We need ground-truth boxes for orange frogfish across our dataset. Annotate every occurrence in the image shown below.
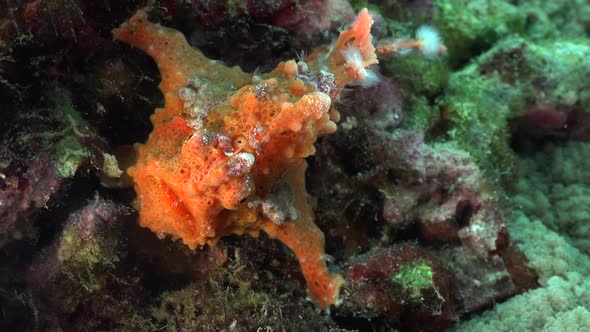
[114,8,378,309]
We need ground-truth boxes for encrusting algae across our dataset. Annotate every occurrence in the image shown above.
[113,7,442,309]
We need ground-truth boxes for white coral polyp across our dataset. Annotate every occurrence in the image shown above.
[341,46,379,87]
[416,25,443,59]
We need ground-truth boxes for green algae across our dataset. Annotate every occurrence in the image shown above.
[392,260,436,302]
[401,95,440,132]
[382,55,449,97]
[57,226,119,292]
[54,136,90,177]
[439,69,520,183]
[438,36,590,183]
[49,92,98,177]
[519,0,590,40]
[434,0,526,67]
[143,274,336,332]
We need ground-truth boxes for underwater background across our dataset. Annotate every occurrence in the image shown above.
[1,0,589,331]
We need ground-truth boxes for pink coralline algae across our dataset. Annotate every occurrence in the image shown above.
[513,103,590,143]
[379,130,507,255]
[0,154,62,235]
[27,196,129,288]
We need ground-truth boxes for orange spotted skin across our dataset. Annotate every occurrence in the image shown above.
[114,8,376,309]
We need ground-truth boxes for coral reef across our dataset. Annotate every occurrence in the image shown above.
[309,93,536,328]
[439,36,590,184]
[514,142,590,254]
[452,210,590,331]
[1,0,589,330]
